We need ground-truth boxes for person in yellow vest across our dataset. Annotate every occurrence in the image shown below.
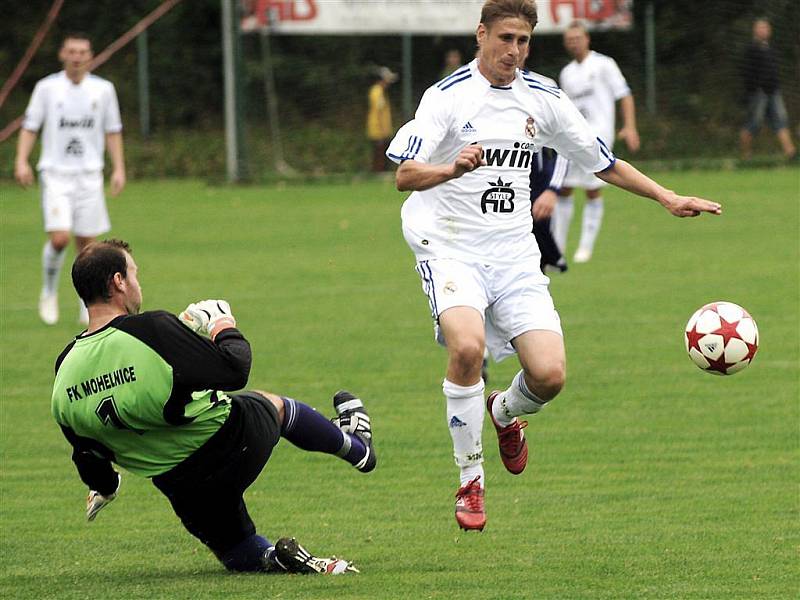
[367,66,398,172]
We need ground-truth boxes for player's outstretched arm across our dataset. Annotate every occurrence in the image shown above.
[597,159,721,217]
[396,145,485,192]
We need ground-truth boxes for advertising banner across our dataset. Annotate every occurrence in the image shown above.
[241,0,633,35]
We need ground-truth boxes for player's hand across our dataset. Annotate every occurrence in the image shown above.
[14,161,34,188]
[451,145,485,178]
[86,473,120,522]
[617,127,640,153]
[179,299,237,339]
[110,169,126,197]
[532,189,558,221]
[660,191,722,217]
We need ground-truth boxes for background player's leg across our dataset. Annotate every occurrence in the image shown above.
[574,188,604,263]
[39,231,70,325]
[553,188,574,253]
[74,236,95,325]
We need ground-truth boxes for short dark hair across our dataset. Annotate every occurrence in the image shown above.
[480,0,538,31]
[62,32,92,48]
[72,239,131,305]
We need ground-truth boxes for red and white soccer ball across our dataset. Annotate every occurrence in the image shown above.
[684,302,759,375]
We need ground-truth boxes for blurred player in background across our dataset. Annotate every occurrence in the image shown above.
[367,66,399,172]
[52,239,376,574]
[739,17,796,161]
[554,21,639,264]
[440,48,464,79]
[14,33,126,326]
[387,0,720,532]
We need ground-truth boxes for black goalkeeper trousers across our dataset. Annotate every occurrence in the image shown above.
[152,392,282,556]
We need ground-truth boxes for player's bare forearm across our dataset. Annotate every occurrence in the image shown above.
[396,160,458,192]
[396,145,484,192]
[618,95,640,152]
[597,160,721,217]
[14,129,38,186]
[106,132,126,195]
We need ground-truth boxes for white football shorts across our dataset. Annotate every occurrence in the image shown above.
[40,169,110,237]
[562,161,608,190]
[414,258,563,362]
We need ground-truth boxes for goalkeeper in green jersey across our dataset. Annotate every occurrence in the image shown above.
[51,239,376,574]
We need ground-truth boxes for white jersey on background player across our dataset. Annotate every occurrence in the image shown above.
[554,22,639,264]
[14,34,126,327]
[387,0,719,534]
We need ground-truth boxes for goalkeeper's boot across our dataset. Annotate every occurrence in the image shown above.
[455,476,486,531]
[487,391,528,475]
[331,390,376,473]
[272,537,359,574]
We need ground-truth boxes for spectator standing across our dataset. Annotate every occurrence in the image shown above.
[739,18,796,160]
[367,66,399,172]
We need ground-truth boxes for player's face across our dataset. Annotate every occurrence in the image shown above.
[59,39,93,78]
[563,27,590,60]
[753,21,771,42]
[476,17,532,86]
[121,253,142,315]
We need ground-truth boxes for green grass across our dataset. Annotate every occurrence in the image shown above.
[1,168,798,599]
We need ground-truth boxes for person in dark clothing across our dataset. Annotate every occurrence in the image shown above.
[739,18,796,160]
[52,239,376,575]
[530,146,569,273]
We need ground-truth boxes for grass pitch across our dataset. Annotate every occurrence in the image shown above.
[1,168,798,599]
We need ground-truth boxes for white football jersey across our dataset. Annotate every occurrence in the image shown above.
[22,71,122,173]
[559,51,630,146]
[387,59,614,265]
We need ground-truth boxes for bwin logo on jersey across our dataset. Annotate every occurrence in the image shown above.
[481,177,515,214]
[482,144,532,169]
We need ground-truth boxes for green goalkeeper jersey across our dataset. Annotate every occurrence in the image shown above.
[52,311,251,481]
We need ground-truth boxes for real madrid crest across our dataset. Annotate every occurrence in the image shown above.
[525,116,536,139]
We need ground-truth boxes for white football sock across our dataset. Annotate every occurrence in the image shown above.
[577,197,604,254]
[42,241,66,297]
[552,195,574,253]
[492,370,546,427]
[443,378,485,488]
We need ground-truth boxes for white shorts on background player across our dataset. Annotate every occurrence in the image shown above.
[387,59,613,358]
[40,169,109,236]
[416,258,562,362]
[559,51,630,190]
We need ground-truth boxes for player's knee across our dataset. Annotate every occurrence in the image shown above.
[254,390,284,423]
[448,339,484,377]
[49,232,70,251]
[528,362,565,401]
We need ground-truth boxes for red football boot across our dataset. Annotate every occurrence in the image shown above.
[486,391,528,475]
[455,476,486,531]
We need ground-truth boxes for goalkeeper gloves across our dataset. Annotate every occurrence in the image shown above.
[86,473,121,522]
[179,299,237,340]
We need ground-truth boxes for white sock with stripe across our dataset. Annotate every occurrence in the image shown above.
[443,378,485,488]
[552,195,574,253]
[41,241,65,297]
[492,370,546,427]
[577,197,604,254]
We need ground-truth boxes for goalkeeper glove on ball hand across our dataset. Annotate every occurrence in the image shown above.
[86,473,121,522]
[179,300,237,340]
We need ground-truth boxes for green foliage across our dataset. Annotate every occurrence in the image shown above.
[1,170,798,598]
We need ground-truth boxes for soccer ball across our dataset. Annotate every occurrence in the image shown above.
[684,302,759,375]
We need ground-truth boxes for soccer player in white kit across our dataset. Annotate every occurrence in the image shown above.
[386,0,720,532]
[554,21,640,264]
[14,33,126,326]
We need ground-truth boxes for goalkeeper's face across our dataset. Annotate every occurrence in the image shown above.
[121,253,142,316]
